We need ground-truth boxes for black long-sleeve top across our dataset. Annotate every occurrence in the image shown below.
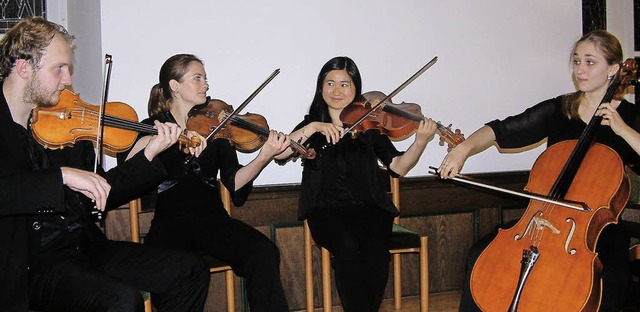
[128,111,253,225]
[0,85,167,311]
[487,95,640,165]
[283,116,404,220]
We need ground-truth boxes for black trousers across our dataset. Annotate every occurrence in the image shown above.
[458,222,630,312]
[28,240,210,312]
[145,215,289,312]
[307,205,394,312]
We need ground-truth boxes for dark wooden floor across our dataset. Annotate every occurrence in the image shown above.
[303,291,461,312]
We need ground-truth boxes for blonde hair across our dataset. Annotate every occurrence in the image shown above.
[0,17,74,79]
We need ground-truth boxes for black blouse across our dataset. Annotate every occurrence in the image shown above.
[283,116,404,220]
[486,95,640,166]
[124,111,253,223]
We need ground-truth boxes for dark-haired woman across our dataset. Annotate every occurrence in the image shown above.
[276,56,437,311]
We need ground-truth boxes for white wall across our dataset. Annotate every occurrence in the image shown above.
[65,0,102,104]
[91,0,582,186]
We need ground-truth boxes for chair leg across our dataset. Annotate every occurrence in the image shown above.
[304,222,315,312]
[225,270,235,312]
[144,295,152,312]
[129,199,141,243]
[321,247,332,312]
[393,253,402,309]
[420,236,429,312]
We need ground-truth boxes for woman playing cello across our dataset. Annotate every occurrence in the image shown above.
[438,30,640,311]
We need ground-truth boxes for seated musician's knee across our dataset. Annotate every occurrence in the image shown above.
[93,285,145,312]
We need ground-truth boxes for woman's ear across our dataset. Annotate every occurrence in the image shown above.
[609,63,621,77]
[169,79,180,93]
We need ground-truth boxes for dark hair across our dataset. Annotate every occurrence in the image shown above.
[148,53,203,115]
[0,17,74,79]
[563,30,623,119]
[307,56,362,122]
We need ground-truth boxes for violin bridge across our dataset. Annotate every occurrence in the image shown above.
[60,109,72,120]
[37,108,72,120]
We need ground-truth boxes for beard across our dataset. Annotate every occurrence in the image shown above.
[23,75,59,108]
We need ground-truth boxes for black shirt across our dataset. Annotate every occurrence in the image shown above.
[487,95,640,165]
[121,111,253,224]
[283,116,404,219]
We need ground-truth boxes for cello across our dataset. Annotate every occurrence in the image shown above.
[467,58,638,311]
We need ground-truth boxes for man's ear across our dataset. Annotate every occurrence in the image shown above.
[14,59,32,79]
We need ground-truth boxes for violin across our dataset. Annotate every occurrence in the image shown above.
[31,89,200,154]
[187,98,316,159]
[340,91,465,151]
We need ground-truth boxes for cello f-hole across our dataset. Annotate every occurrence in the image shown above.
[564,218,577,255]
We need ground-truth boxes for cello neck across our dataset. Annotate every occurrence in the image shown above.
[549,76,620,199]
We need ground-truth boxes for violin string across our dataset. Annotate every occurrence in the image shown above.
[381,104,423,122]
[103,115,156,133]
[380,104,462,147]
[45,107,194,150]
[70,108,192,143]
[230,116,269,136]
[72,109,158,134]
[344,99,382,134]
[344,57,437,134]
[100,114,194,144]
[230,116,311,156]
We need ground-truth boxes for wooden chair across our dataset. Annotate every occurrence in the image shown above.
[127,198,154,312]
[303,176,429,311]
[128,181,236,312]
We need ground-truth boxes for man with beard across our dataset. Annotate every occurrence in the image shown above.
[0,18,209,311]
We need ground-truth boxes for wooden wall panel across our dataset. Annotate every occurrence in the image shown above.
[104,171,533,311]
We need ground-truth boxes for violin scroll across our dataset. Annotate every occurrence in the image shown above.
[437,122,465,152]
[177,131,202,154]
